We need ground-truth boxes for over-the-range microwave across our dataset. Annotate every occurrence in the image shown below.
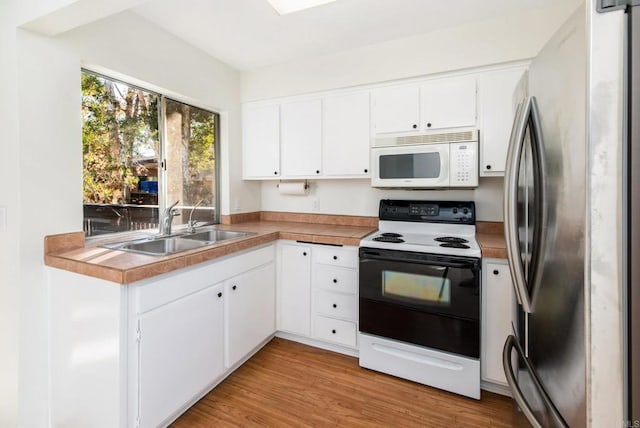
[370,130,479,189]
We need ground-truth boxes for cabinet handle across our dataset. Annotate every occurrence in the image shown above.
[303,252,307,256]
[427,122,432,128]
[333,255,338,260]
[332,303,337,308]
[332,278,337,284]
[274,171,278,175]
[316,170,320,174]
[486,165,492,170]
[232,285,237,290]
[332,329,336,334]
[493,269,499,275]
[412,124,417,129]
[217,292,222,298]
[364,168,368,173]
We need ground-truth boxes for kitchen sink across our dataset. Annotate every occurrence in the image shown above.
[100,228,254,256]
[106,236,207,256]
[180,229,254,244]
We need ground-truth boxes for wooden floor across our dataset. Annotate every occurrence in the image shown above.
[172,338,516,427]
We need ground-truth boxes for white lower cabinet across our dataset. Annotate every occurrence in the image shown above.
[225,262,276,368]
[138,284,225,428]
[481,258,517,389]
[131,244,276,427]
[278,242,312,335]
[278,241,359,350]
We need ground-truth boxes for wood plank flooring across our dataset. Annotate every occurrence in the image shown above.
[172,338,516,427]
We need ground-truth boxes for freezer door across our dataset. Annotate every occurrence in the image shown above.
[503,334,568,428]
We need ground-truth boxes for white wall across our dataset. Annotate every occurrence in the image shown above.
[0,2,21,426]
[57,11,260,217]
[241,1,582,102]
[241,2,580,221]
[12,9,252,426]
[16,28,83,427]
[261,177,504,221]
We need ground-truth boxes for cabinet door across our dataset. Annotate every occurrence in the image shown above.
[478,67,527,175]
[481,260,516,386]
[279,244,312,336]
[242,104,280,178]
[373,85,420,134]
[280,99,322,177]
[225,262,276,368]
[421,76,477,130]
[322,92,371,176]
[138,283,224,428]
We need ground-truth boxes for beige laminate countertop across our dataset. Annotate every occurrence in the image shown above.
[44,220,377,285]
[44,214,508,284]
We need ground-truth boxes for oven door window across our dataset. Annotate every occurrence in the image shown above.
[379,152,441,179]
[383,270,451,305]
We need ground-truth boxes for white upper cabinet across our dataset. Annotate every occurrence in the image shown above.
[280,99,323,177]
[242,104,280,179]
[421,76,477,130]
[478,66,527,176]
[322,91,371,177]
[373,85,420,134]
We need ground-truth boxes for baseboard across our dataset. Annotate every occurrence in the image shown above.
[275,331,359,358]
[481,380,512,397]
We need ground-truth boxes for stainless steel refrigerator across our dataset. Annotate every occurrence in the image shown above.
[628,1,640,424]
[501,4,587,427]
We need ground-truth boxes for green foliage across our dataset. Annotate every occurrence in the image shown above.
[82,71,217,211]
[81,72,158,204]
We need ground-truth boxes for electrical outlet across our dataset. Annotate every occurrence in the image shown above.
[311,199,320,212]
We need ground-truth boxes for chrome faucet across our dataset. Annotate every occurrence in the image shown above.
[187,200,206,233]
[159,200,180,235]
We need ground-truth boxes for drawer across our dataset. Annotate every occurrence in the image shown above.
[312,245,358,268]
[315,289,357,321]
[313,315,357,348]
[313,264,358,294]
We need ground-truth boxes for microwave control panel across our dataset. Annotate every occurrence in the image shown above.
[449,141,479,187]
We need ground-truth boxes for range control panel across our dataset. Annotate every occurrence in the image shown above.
[379,199,475,224]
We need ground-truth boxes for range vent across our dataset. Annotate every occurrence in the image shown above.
[395,130,477,145]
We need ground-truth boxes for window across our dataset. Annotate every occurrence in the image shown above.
[81,70,219,236]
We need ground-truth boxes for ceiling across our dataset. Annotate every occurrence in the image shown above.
[133,0,576,71]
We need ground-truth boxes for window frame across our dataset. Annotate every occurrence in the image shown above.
[81,68,221,237]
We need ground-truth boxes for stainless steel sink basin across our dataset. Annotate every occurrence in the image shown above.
[103,236,208,256]
[180,229,254,244]
[100,228,254,256]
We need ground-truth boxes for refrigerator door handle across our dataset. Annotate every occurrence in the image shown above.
[504,97,533,312]
[503,335,568,428]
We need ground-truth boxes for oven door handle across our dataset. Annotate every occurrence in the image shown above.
[360,252,479,270]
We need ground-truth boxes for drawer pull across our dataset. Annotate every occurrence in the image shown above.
[332,329,336,334]
[232,285,237,290]
[303,252,307,256]
[493,270,499,275]
[333,255,338,260]
[332,278,337,284]
[217,292,222,298]
[332,303,337,308]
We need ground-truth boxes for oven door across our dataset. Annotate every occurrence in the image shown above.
[359,247,480,358]
[370,144,449,188]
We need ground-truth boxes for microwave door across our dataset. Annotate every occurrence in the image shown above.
[372,145,449,188]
